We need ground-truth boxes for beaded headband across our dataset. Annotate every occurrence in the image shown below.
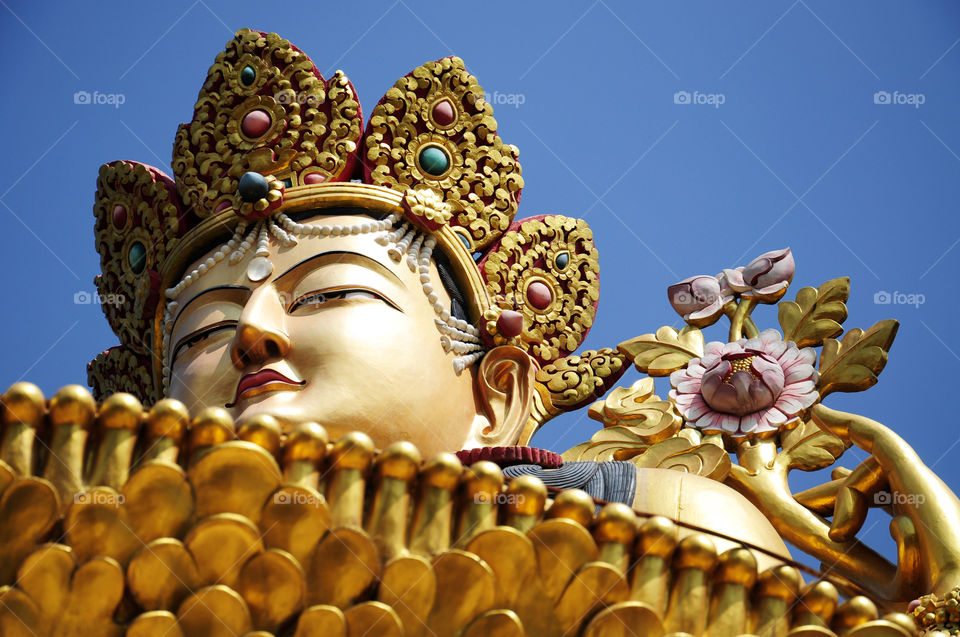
[89,29,611,424]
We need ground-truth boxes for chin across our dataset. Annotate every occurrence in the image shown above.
[229,389,316,430]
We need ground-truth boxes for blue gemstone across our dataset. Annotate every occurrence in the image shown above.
[128,242,147,274]
[555,252,570,269]
[238,172,270,203]
[419,146,450,176]
[240,65,256,86]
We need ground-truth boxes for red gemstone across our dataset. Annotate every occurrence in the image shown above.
[432,99,456,126]
[303,173,326,185]
[241,109,272,138]
[526,281,553,310]
[112,204,126,227]
[214,201,232,213]
[497,310,524,337]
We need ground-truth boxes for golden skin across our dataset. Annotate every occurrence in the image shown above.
[167,211,487,457]
[167,207,792,563]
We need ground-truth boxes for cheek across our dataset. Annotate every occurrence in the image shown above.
[286,305,449,381]
[169,342,237,405]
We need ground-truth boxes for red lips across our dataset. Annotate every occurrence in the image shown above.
[228,368,305,407]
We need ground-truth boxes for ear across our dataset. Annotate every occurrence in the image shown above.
[468,345,537,448]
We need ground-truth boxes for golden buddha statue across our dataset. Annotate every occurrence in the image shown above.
[1,27,958,636]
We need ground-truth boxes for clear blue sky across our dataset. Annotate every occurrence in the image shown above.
[2,1,959,566]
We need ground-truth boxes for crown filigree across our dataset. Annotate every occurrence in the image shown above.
[89,28,613,420]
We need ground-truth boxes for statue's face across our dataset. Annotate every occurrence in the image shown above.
[166,210,481,457]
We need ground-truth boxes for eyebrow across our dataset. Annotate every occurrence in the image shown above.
[274,250,406,287]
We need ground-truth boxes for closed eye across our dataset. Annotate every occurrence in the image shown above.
[171,320,237,364]
[287,286,401,314]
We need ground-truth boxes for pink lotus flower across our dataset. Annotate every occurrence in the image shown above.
[667,274,733,327]
[669,329,819,436]
[723,247,795,303]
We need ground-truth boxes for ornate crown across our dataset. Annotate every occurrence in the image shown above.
[89,29,623,430]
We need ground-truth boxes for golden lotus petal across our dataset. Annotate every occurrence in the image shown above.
[126,538,201,611]
[17,546,125,637]
[0,477,59,584]
[555,562,629,634]
[188,441,282,524]
[786,628,838,637]
[0,585,40,637]
[126,610,185,637]
[293,604,347,637]
[60,557,125,636]
[344,601,404,637]
[259,485,329,566]
[183,513,263,588]
[16,543,75,617]
[236,548,306,633]
[583,601,665,637]
[122,461,193,542]
[463,609,525,636]
[176,585,252,637]
[527,518,598,603]
[64,485,140,565]
[845,620,916,637]
[427,549,497,636]
[511,571,562,636]
[377,554,436,637]
[467,527,536,607]
[306,527,380,608]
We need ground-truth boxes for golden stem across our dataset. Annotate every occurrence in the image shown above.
[728,298,757,342]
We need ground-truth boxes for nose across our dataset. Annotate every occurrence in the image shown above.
[230,285,291,369]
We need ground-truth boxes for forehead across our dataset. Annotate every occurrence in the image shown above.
[178,210,396,290]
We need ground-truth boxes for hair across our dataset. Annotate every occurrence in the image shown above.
[432,249,470,324]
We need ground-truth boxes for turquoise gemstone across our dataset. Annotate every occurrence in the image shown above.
[419,146,450,176]
[240,65,256,86]
[555,252,570,269]
[129,242,147,274]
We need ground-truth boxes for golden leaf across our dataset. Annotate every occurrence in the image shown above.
[618,326,704,376]
[817,319,899,397]
[778,277,849,348]
[634,437,731,481]
[778,420,847,471]
[587,378,680,438]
